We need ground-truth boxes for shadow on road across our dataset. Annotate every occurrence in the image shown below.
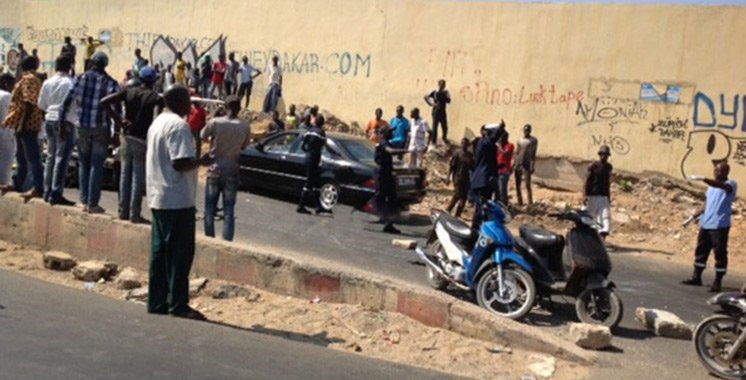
[607,243,674,256]
[204,319,346,348]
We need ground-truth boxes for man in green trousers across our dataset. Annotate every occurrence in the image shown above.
[145,85,212,319]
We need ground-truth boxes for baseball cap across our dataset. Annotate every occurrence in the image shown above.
[139,66,157,82]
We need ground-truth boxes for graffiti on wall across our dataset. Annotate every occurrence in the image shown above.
[693,92,746,132]
[576,96,650,127]
[680,130,746,178]
[149,34,225,69]
[649,118,688,143]
[0,27,21,72]
[590,134,631,155]
[457,82,584,108]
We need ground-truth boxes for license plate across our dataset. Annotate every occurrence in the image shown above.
[398,177,416,186]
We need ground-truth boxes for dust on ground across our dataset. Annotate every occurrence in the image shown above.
[0,241,587,380]
[413,144,746,273]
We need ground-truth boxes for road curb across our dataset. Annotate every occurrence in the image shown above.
[0,195,595,364]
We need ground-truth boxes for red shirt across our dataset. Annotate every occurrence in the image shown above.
[211,61,227,85]
[496,142,515,175]
[188,105,206,133]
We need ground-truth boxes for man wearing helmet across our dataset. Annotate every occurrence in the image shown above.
[585,145,613,239]
[60,51,121,214]
[101,65,164,223]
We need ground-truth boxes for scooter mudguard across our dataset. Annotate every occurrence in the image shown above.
[465,246,533,287]
[585,272,613,290]
[494,248,533,274]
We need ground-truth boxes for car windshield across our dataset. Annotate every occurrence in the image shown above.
[338,139,375,163]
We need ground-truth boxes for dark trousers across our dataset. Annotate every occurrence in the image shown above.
[298,162,320,209]
[149,207,196,314]
[514,167,533,205]
[12,133,43,193]
[694,228,730,274]
[431,112,448,144]
[470,187,493,230]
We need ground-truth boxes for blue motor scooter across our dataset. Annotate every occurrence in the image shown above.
[415,201,536,320]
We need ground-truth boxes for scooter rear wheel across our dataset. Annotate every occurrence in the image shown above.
[693,315,746,380]
[426,242,449,291]
[575,288,623,328]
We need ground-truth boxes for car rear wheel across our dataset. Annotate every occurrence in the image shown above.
[318,181,340,211]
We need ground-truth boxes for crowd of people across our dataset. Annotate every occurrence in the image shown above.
[0,35,738,320]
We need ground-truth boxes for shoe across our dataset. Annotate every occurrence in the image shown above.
[21,189,42,203]
[87,205,106,214]
[681,277,702,286]
[296,207,311,214]
[171,306,207,321]
[118,214,129,221]
[130,216,150,225]
[50,197,76,207]
[383,225,401,234]
[710,283,723,293]
[315,208,333,215]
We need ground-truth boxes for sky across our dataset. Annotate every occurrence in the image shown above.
[464,0,746,5]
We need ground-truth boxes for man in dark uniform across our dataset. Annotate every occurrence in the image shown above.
[470,121,505,229]
[424,79,451,145]
[374,126,409,234]
[297,115,331,215]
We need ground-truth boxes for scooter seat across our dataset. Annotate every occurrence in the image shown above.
[520,225,563,250]
[439,213,474,240]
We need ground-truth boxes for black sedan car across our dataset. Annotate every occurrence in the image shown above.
[239,131,427,211]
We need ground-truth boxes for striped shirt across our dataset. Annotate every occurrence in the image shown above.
[62,69,120,130]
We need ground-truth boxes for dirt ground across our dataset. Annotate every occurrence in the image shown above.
[0,241,587,380]
[412,144,746,273]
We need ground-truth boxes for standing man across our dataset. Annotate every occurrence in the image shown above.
[146,85,212,319]
[297,115,331,215]
[238,55,261,108]
[268,110,285,135]
[1,57,44,201]
[38,56,75,206]
[81,36,103,71]
[584,145,613,239]
[14,43,29,80]
[374,126,409,234]
[408,107,430,169]
[101,66,164,224]
[389,105,410,159]
[496,131,514,205]
[198,54,213,99]
[132,48,146,84]
[366,108,388,144]
[446,137,474,218]
[201,95,251,241]
[60,52,120,214]
[210,53,228,100]
[174,52,187,86]
[681,161,738,292]
[424,79,451,145]
[285,104,299,129]
[60,36,77,76]
[188,98,207,158]
[514,124,538,206]
[224,52,239,96]
[470,121,505,229]
[0,74,15,189]
[262,55,282,113]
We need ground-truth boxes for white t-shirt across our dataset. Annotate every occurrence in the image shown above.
[0,90,12,141]
[38,73,74,122]
[409,118,430,152]
[268,64,282,86]
[146,112,198,210]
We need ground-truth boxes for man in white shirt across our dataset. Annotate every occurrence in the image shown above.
[408,107,430,169]
[0,73,14,187]
[262,55,282,113]
[38,56,75,205]
[146,85,212,320]
[238,55,261,109]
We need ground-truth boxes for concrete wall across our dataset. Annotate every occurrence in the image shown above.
[2,0,745,183]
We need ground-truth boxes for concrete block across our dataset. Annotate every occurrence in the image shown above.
[396,290,449,328]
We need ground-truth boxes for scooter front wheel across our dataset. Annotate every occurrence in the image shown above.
[693,315,746,380]
[575,288,623,328]
[476,265,536,320]
[426,242,449,290]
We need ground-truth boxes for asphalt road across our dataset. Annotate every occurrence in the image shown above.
[0,269,461,380]
[75,187,744,378]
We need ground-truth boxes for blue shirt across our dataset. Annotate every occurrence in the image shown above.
[701,180,738,229]
[62,69,120,130]
[389,116,410,147]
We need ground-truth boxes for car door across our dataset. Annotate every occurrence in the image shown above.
[250,132,301,192]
